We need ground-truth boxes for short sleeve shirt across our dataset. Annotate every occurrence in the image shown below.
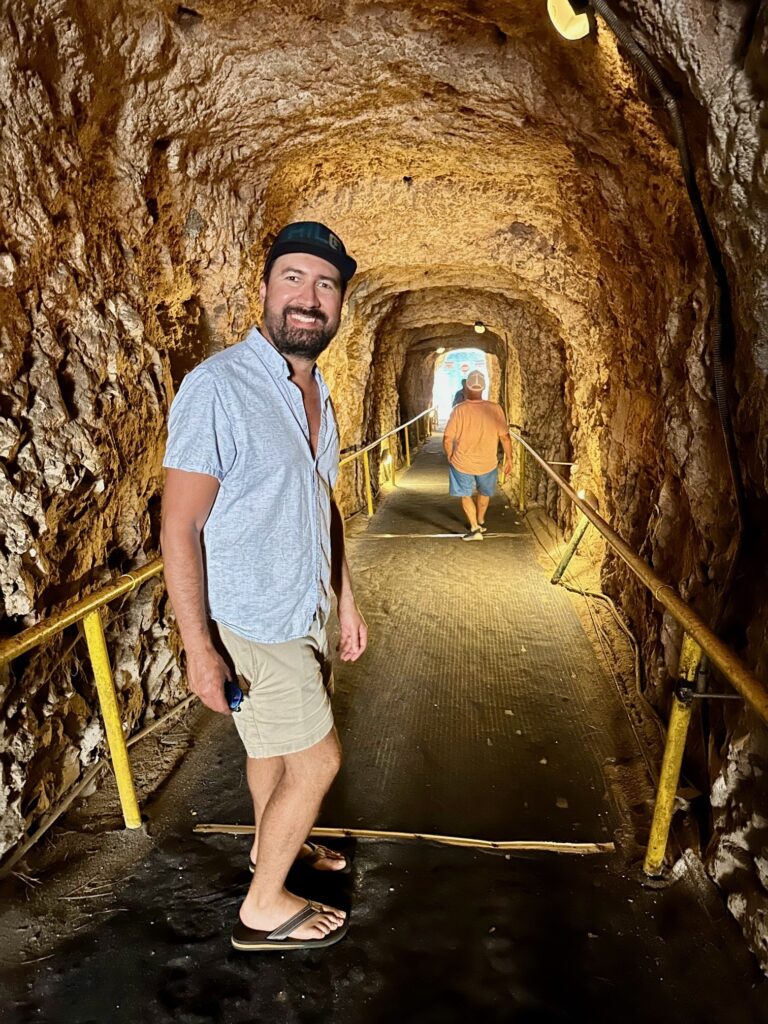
[443,400,508,475]
[163,328,339,643]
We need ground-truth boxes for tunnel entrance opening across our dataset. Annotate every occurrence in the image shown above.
[433,348,489,422]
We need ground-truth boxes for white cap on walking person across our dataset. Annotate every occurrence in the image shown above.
[466,371,485,392]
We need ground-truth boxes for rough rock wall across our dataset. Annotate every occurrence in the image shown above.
[612,0,768,970]
[0,3,184,854]
[1,0,767,971]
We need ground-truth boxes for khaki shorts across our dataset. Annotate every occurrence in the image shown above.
[217,619,335,759]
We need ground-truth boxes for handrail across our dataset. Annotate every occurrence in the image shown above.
[339,406,437,465]
[512,427,768,876]
[338,406,436,514]
[510,428,768,724]
[0,559,164,665]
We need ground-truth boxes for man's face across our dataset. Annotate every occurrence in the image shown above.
[259,252,343,361]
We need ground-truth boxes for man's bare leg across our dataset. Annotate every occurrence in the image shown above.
[460,496,479,530]
[475,494,490,527]
[247,755,345,870]
[246,755,284,864]
[240,730,345,940]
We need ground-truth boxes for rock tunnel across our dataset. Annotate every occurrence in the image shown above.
[1,0,768,1011]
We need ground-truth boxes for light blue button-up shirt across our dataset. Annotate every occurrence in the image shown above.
[163,328,339,643]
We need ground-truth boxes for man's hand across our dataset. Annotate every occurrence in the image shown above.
[186,645,234,715]
[503,457,513,476]
[337,601,368,662]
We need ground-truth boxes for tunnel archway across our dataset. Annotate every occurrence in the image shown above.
[432,347,489,420]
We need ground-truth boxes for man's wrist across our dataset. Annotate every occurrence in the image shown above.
[182,631,216,656]
[337,592,357,612]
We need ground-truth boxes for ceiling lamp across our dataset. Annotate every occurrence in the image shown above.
[547,0,592,40]
[473,321,486,334]
[435,346,446,354]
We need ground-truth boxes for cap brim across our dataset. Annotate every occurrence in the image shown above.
[268,241,357,282]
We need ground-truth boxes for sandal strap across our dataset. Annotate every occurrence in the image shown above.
[267,901,323,941]
[305,841,344,863]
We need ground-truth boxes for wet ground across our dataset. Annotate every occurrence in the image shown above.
[1,436,767,1022]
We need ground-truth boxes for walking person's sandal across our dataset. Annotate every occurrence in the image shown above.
[231,900,349,951]
[249,841,349,875]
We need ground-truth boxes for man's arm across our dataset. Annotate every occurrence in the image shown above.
[330,497,367,662]
[443,411,457,462]
[161,468,232,714]
[498,410,513,475]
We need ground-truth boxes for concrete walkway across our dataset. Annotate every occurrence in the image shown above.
[2,435,767,1023]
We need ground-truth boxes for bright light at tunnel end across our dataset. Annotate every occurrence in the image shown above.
[547,0,592,40]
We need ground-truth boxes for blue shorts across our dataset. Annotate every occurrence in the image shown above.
[449,465,498,497]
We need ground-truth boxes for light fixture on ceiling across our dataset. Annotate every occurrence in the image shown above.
[547,0,592,40]
[473,321,486,334]
[435,346,446,354]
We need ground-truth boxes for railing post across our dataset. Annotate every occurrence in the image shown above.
[82,609,142,829]
[518,445,526,512]
[389,436,397,482]
[362,449,375,516]
[550,513,590,584]
[643,633,701,877]
[404,424,411,467]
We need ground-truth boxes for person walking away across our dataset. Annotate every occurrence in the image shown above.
[443,370,512,540]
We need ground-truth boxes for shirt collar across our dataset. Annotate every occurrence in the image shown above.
[246,326,330,399]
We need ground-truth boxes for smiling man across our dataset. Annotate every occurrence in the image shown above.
[161,222,367,952]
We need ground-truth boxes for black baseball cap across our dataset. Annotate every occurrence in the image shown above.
[265,221,357,283]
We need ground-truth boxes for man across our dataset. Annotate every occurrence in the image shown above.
[443,370,512,540]
[452,378,467,407]
[161,222,367,952]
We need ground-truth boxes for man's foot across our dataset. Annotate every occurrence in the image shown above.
[237,889,346,946]
[297,841,348,872]
[462,527,484,541]
[249,841,348,874]
[232,899,349,951]
[476,522,488,533]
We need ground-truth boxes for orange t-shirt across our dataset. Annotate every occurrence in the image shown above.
[443,400,508,474]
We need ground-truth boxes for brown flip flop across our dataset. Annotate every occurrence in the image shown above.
[231,900,349,951]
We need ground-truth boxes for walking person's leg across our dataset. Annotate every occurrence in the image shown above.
[247,754,347,871]
[474,467,498,533]
[240,729,345,941]
[461,495,479,531]
[475,493,490,529]
[449,465,483,540]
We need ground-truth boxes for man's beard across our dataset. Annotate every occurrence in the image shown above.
[264,304,339,361]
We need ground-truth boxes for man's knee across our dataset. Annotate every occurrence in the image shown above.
[286,732,341,788]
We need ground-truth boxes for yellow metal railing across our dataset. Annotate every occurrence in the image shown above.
[510,428,768,876]
[339,407,437,515]
[0,408,436,852]
[0,559,164,841]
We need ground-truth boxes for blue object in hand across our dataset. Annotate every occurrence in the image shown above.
[224,678,243,712]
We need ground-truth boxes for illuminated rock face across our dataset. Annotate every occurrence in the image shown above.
[0,0,766,967]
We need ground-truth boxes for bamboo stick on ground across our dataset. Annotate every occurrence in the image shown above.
[193,823,615,855]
